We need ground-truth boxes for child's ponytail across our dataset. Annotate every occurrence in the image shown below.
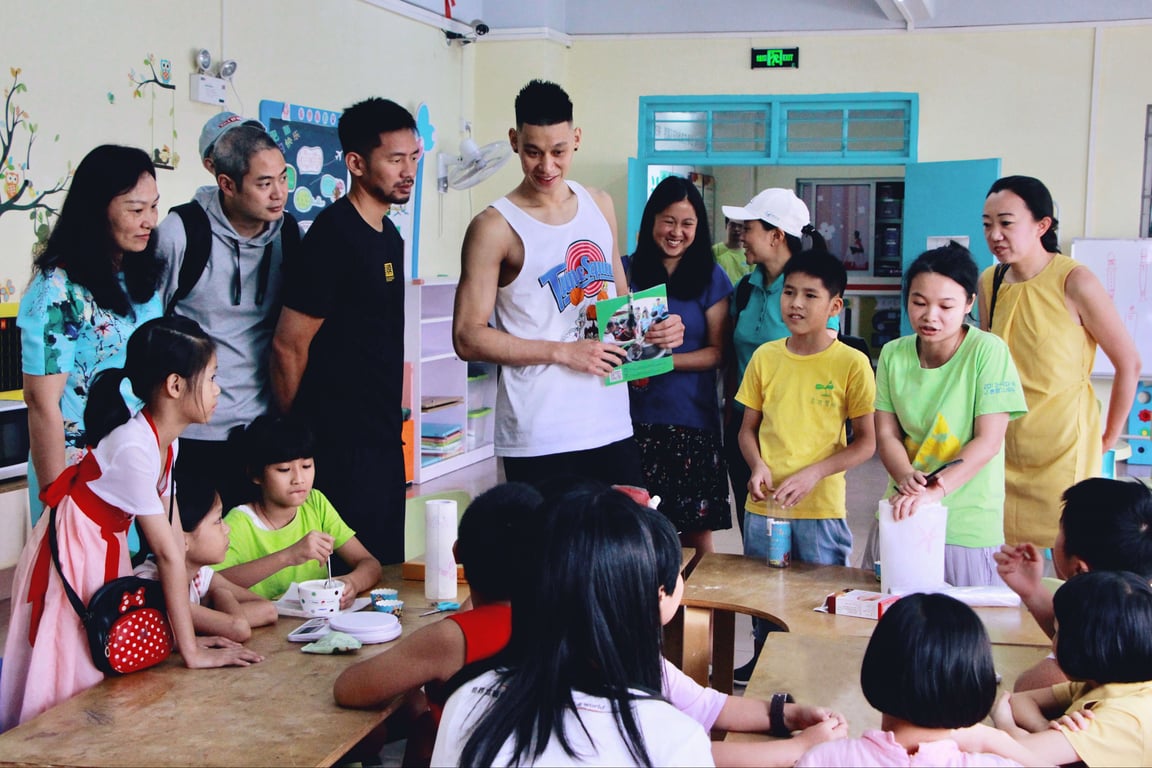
[83,316,215,447]
[84,368,133,447]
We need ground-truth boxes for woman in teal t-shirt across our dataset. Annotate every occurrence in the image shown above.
[874,242,1027,586]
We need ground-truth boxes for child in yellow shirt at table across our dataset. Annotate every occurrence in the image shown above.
[215,415,380,609]
[996,477,1152,691]
[136,474,277,641]
[993,571,1152,767]
[736,249,876,679]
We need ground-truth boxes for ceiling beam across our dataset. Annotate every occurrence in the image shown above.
[873,0,935,30]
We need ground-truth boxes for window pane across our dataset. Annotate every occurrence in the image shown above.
[786,109,844,153]
[1143,106,1152,237]
[654,111,706,152]
[711,109,768,153]
[846,108,908,153]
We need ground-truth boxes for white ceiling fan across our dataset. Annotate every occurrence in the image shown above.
[437,125,512,192]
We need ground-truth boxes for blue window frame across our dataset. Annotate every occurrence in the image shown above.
[638,93,917,166]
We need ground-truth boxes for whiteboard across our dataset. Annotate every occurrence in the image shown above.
[1071,239,1152,377]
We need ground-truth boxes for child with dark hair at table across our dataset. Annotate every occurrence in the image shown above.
[995,477,1152,690]
[333,482,544,767]
[797,593,1043,767]
[136,473,277,642]
[993,571,1152,766]
[641,491,849,766]
[215,414,380,609]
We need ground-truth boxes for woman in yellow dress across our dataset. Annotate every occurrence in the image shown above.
[978,175,1140,547]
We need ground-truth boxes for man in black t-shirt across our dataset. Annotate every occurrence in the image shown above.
[271,98,421,565]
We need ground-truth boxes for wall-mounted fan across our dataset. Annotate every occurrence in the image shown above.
[437,130,512,192]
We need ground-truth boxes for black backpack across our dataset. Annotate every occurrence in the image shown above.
[165,202,300,315]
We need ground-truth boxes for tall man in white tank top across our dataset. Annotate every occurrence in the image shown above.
[453,80,684,488]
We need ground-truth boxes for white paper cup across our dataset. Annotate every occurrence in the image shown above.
[299,579,344,617]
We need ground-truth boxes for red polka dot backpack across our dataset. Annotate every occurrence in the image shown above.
[47,504,174,676]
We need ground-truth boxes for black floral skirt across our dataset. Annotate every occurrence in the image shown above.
[634,423,732,533]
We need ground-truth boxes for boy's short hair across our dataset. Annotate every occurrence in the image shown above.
[1054,571,1152,684]
[338,97,417,158]
[455,483,544,602]
[174,470,221,533]
[1061,478,1152,577]
[861,593,997,729]
[231,414,316,480]
[782,249,848,298]
[514,80,573,128]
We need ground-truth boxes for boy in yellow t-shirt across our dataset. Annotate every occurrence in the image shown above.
[734,248,876,682]
[737,248,876,564]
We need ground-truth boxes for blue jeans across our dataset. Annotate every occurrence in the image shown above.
[743,513,853,643]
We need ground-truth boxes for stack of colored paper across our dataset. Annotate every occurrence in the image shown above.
[421,422,463,457]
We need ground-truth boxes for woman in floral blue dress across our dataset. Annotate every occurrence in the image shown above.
[19,145,164,522]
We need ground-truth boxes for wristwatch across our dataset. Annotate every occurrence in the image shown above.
[770,692,795,737]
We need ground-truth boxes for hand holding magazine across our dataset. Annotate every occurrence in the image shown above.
[593,284,674,385]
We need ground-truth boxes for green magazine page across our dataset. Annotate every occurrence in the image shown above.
[594,284,674,386]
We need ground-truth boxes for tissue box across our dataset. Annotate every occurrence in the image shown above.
[825,589,900,620]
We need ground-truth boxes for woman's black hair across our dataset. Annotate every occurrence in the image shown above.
[83,316,215,447]
[903,240,980,306]
[175,473,221,533]
[987,175,1060,254]
[630,176,715,300]
[34,144,163,317]
[231,414,316,485]
[1054,571,1152,684]
[458,483,667,767]
[861,593,997,729]
[747,219,828,270]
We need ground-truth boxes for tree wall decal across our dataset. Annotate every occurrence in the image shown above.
[128,54,179,169]
[1,67,72,248]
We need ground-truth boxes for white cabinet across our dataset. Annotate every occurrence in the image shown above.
[404,279,495,484]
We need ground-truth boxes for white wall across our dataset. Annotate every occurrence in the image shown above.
[0,0,477,283]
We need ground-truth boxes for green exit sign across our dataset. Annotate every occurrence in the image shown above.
[751,47,799,69]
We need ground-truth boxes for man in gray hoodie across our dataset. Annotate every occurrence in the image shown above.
[155,124,294,508]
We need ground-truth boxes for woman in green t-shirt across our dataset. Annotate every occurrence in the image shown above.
[874,242,1027,586]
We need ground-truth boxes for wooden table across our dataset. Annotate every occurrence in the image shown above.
[727,632,1051,741]
[0,566,469,767]
[675,553,1050,694]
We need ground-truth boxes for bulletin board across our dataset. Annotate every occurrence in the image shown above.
[1070,238,1152,378]
[258,100,419,272]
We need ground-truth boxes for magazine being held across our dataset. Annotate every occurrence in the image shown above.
[591,284,674,385]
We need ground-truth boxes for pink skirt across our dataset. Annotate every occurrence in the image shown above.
[0,496,130,732]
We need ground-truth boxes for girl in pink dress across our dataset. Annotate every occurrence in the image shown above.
[1,316,263,732]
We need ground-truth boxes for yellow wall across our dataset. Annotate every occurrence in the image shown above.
[475,25,1152,254]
